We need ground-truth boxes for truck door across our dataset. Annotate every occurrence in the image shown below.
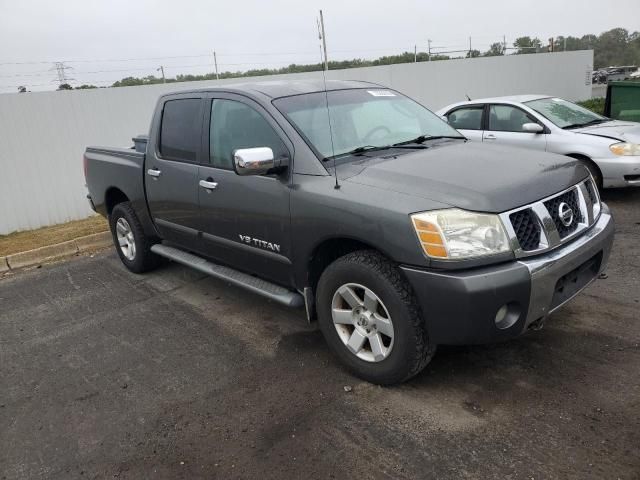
[145,96,204,249]
[483,104,547,151]
[197,94,294,287]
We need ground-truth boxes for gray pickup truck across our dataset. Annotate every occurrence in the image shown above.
[84,80,614,385]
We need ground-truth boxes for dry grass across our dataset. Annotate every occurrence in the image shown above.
[0,215,109,257]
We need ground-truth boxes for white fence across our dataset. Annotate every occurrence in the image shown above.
[0,50,593,235]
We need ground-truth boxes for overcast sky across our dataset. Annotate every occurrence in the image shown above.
[1,0,639,93]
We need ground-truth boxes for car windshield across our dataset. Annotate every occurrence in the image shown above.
[273,88,463,160]
[525,97,608,129]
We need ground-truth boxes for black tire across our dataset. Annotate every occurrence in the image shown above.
[316,250,435,385]
[583,161,603,191]
[569,155,603,190]
[109,202,161,273]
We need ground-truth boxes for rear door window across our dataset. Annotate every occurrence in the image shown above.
[159,99,202,162]
[447,106,484,130]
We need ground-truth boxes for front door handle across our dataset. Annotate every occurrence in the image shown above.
[199,179,218,191]
[484,134,497,140]
[147,168,162,177]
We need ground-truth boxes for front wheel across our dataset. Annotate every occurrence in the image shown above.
[316,250,435,385]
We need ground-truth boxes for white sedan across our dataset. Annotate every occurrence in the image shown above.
[436,95,640,188]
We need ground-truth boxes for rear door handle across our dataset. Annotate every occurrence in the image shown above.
[484,134,497,140]
[199,179,218,191]
[147,168,162,177]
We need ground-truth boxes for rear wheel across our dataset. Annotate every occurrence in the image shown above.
[109,202,160,273]
[316,250,435,385]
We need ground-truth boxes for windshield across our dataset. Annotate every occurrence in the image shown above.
[525,97,607,129]
[273,88,463,160]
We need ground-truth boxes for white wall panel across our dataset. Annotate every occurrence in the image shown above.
[0,51,593,235]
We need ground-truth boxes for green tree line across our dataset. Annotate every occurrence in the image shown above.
[42,28,639,91]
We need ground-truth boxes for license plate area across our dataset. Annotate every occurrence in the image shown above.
[551,251,602,310]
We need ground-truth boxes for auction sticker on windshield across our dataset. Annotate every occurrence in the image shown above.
[367,90,396,97]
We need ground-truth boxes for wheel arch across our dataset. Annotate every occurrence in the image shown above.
[104,187,130,216]
[307,236,395,294]
[564,153,603,187]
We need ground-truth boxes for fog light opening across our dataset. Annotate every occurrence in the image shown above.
[494,302,520,330]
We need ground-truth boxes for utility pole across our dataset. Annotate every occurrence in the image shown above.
[50,61,74,86]
[414,45,417,63]
[213,50,220,80]
[503,35,507,55]
[427,39,432,61]
[564,37,567,51]
[157,66,166,83]
[318,10,329,71]
[469,36,472,57]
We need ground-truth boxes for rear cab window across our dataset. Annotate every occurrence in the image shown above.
[159,98,202,162]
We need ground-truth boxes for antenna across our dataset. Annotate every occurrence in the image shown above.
[317,10,339,189]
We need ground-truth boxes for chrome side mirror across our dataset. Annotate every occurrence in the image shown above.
[522,123,544,134]
[233,147,277,176]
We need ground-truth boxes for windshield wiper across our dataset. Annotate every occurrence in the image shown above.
[563,118,609,130]
[322,144,393,161]
[393,134,465,146]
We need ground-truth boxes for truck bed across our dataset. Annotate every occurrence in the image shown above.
[84,145,148,223]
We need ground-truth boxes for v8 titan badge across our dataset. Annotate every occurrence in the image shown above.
[239,235,281,253]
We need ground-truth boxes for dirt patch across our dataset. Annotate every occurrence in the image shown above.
[0,215,108,257]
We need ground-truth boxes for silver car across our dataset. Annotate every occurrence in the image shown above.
[436,95,640,188]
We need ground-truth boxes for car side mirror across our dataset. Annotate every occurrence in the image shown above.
[233,147,288,176]
[440,115,450,124]
[522,123,544,134]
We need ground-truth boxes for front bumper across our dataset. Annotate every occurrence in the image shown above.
[401,205,614,345]
[595,156,640,187]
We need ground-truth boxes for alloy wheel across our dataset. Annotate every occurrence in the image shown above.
[331,283,395,362]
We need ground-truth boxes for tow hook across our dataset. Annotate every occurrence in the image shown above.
[529,316,546,331]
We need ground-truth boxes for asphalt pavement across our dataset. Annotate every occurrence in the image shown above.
[1,189,639,479]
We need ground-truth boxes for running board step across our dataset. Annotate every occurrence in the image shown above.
[151,244,304,308]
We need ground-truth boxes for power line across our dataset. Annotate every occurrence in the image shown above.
[0,46,429,67]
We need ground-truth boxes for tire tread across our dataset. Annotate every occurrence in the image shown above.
[318,250,435,384]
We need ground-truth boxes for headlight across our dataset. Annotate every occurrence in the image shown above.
[411,209,511,260]
[610,142,640,156]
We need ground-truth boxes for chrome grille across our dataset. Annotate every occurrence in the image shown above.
[509,209,541,251]
[500,178,601,258]
[543,189,583,238]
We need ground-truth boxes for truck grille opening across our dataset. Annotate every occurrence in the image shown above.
[543,189,583,238]
[509,209,541,251]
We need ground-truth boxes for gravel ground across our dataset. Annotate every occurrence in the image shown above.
[1,189,639,479]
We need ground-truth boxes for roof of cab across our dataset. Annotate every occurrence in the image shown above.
[160,79,383,100]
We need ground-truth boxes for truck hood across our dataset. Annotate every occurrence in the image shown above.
[340,142,588,213]
[572,120,640,142]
